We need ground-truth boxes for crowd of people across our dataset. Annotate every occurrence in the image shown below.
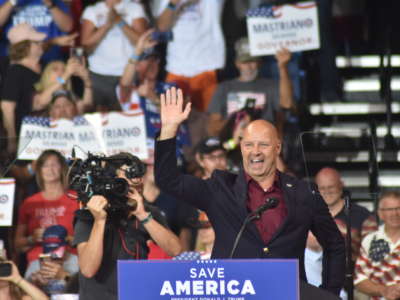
[0,0,397,300]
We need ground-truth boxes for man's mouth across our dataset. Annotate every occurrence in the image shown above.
[250,159,264,167]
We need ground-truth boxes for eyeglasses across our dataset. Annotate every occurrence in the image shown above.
[379,207,400,212]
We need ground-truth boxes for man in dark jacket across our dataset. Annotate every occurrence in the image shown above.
[154,87,345,296]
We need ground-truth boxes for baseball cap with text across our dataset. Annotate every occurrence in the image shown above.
[7,23,46,45]
[235,37,261,63]
[195,137,225,155]
[42,225,68,258]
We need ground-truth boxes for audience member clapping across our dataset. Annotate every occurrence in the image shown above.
[80,0,148,111]
[14,150,79,268]
[118,29,190,164]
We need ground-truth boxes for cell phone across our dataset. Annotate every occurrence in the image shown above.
[39,253,62,265]
[151,31,173,43]
[39,253,52,266]
[69,47,84,62]
[244,98,256,109]
[0,262,12,277]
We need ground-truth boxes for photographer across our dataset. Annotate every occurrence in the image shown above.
[72,152,181,300]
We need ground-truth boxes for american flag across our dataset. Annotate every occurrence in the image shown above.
[22,116,89,128]
[247,5,276,18]
[173,251,201,261]
[354,225,400,300]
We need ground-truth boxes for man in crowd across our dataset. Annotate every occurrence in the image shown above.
[0,0,73,62]
[207,37,294,136]
[154,87,345,296]
[315,167,378,260]
[354,191,400,300]
[73,152,181,300]
[195,137,228,179]
[156,0,225,112]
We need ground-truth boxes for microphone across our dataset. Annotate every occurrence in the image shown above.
[252,197,279,220]
[229,197,279,258]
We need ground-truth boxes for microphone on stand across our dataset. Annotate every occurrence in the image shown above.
[229,197,279,258]
[342,190,354,300]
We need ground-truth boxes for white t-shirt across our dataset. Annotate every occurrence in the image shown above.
[156,0,226,77]
[82,1,146,76]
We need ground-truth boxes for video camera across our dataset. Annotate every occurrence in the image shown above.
[68,152,146,214]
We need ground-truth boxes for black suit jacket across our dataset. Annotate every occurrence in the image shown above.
[155,138,345,295]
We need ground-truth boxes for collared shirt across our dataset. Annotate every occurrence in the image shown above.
[245,172,287,244]
[354,225,400,300]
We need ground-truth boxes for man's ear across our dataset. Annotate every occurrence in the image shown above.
[195,153,204,168]
[276,140,282,155]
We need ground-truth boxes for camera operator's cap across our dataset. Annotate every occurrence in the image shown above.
[195,137,225,155]
[235,37,260,63]
[42,225,68,258]
[7,23,46,45]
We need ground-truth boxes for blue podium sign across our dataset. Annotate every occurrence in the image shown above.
[118,259,299,300]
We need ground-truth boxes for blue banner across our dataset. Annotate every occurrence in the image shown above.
[118,259,299,300]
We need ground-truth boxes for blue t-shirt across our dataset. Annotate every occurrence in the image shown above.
[0,0,70,62]
[139,81,191,163]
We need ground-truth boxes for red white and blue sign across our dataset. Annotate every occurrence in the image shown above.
[118,259,299,300]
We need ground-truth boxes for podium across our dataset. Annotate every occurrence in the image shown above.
[118,259,299,300]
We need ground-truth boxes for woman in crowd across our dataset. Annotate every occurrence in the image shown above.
[33,58,93,114]
[81,0,147,111]
[14,150,79,269]
[0,258,48,300]
[0,24,45,155]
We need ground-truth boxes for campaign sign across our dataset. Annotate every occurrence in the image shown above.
[100,111,148,159]
[118,259,299,300]
[17,112,148,160]
[0,178,15,226]
[18,116,102,159]
[247,2,320,56]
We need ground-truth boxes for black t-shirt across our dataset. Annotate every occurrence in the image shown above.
[208,78,280,123]
[0,64,39,133]
[334,202,375,259]
[72,204,168,300]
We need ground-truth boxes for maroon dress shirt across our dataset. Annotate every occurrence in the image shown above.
[245,172,287,244]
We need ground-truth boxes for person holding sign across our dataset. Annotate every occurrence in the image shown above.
[154,87,345,296]
[207,37,294,137]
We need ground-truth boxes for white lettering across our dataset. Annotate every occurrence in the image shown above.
[205,280,218,295]
[160,281,174,295]
[241,280,256,295]
[227,280,240,295]
[189,268,196,278]
[192,280,204,295]
[176,281,191,295]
